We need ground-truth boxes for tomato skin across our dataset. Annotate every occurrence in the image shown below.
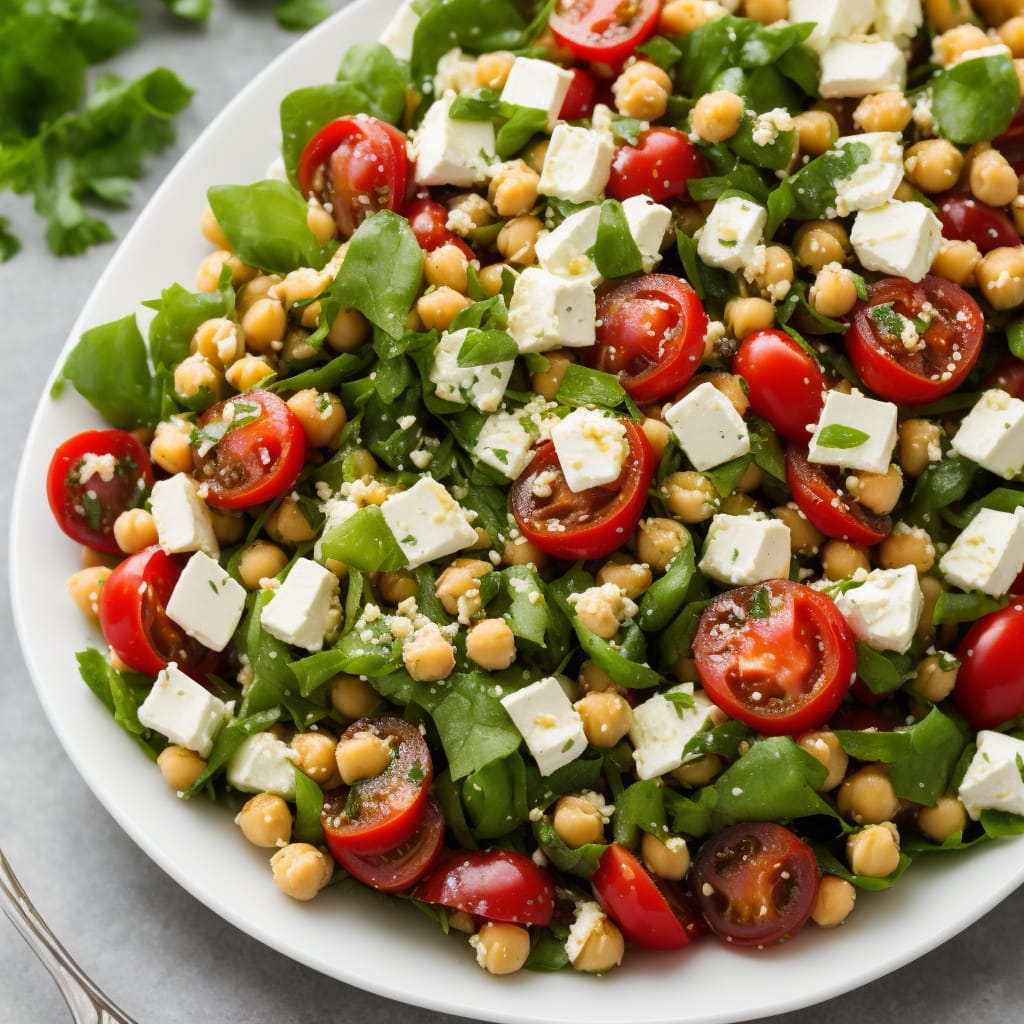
[691,822,819,948]
[321,718,433,856]
[936,194,1019,253]
[955,604,1024,729]
[606,127,707,202]
[983,356,1024,399]
[405,196,475,259]
[733,330,826,444]
[591,844,700,951]
[693,579,857,737]
[415,849,555,925]
[993,103,1024,175]
[47,430,154,554]
[559,67,598,120]
[844,275,984,404]
[192,391,306,510]
[510,420,656,560]
[549,0,660,66]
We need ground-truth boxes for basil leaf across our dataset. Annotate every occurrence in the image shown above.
[1009,320,1024,360]
[613,779,666,848]
[292,767,325,844]
[637,531,697,633]
[462,752,528,839]
[147,275,234,371]
[556,364,629,409]
[932,54,1020,145]
[689,164,772,204]
[456,328,518,367]
[586,199,643,278]
[184,709,281,798]
[784,140,871,221]
[496,104,548,157]
[728,110,797,171]
[535,820,606,878]
[815,423,870,449]
[855,641,914,695]
[320,504,407,572]
[868,301,906,337]
[932,591,1009,625]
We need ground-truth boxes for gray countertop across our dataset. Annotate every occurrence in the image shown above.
[1,5,1022,1021]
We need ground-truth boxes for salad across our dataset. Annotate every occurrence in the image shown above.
[43,0,1024,979]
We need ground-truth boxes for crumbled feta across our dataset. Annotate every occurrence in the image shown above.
[834,132,904,214]
[226,731,298,799]
[378,0,419,60]
[621,194,673,273]
[150,473,219,558]
[851,199,943,283]
[819,38,907,98]
[429,327,515,412]
[788,0,873,52]
[538,124,615,204]
[412,93,495,187]
[565,901,610,964]
[506,267,596,353]
[697,195,767,277]
[500,56,574,131]
[535,205,602,283]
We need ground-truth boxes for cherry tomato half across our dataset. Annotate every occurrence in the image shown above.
[559,67,598,121]
[591,844,702,951]
[983,356,1024,400]
[786,446,893,546]
[691,822,819,948]
[549,0,660,66]
[329,795,446,894]
[733,330,826,444]
[955,603,1024,729]
[321,718,433,856]
[415,848,555,925]
[693,579,857,736]
[297,115,410,238]
[606,127,708,202]
[586,274,708,403]
[936,193,1019,253]
[510,420,656,560]
[405,196,475,259]
[994,102,1024,175]
[845,275,984,404]
[192,391,306,510]
[47,430,154,554]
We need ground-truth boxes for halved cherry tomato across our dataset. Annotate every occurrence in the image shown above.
[955,603,1024,729]
[936,193,1019,253]
[585,274,708,402]
[559,67,598,121]
[297,115,410,237]
[845,275,984,404]
[591,844,701,951]
[510,420,656,560]
[786,446,893,546]
[733,330,826,444]
[329,795,446,894]
[321,718,433,856]
[693,579,857,736]
[983,355,1024,399]
[98,546,215,677]
[415,848,555,925]
[405,196,475,259]
[192,391,305,510]
[691,822,819,947]
[994,102,1024,174]
[606,127,708,202]
[549,0,660,66]
[47,429,154,554]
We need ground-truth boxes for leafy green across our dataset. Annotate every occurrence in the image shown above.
[292,767,326,844]
[815,424,871,450]
[772,140,871,229]
[535,820,605,878]
[932,591,1009,626]
[637,532,697,633]
[147,274,235,371]
[855,641,916,696]
[273,0,330,31]
[461,753,528,838]
[932,54,1021,146]
[184,709,281,797]
[556,364,630,411]
[587,200,644,279]
[320,505,407,573]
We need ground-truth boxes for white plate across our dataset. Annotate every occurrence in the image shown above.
[10,2,1024,1021]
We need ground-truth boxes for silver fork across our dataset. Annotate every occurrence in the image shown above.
[0,849,138,1024]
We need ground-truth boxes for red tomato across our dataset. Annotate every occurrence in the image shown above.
[405,196,475,259]
[733,330,826,444]
[559,67,598,120]
[845,275,984,404]
[786,446,893,546]
[607,127,707,202]
[983,356,1024,399]
[586,274,708,402]
[936,193,1019,253]
[955,602,1024,729]
[321,718,433,856]
[549,0,660,66]
[693,579,857,736]
[510,420,656,560]
[691,822,819,947]
[591,844,701,950]
[47,429,154,554]
[297,115,410,237]
[415,849,555,925]
[329,795,446,894]
[192,391,305,510]
[993,103,1024,174]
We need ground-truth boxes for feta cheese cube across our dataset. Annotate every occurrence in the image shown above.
[950,388,1024,480]
[939,507,1024,597]
[260,557,340,652]
[873,0,923,44]
[150,473,219,558]
[622,195,672,273]
[380,477,479,569]
[378,0,419,60]
[550,408,628,493]
[697,196,767,276]
[664,381,751,472]
[166,551,246,653]
[819,38,907,98]
[958,730,1024,820]
[138,663,232,759]
[429,327,515,412]
[538,124,614,204]
[851,200,942,283]
[500,676,588,776]
[226,732,297,799]
[834,132,905,214]
[506,267,596,353]
[473,409,543,479]
[630,685,718,780]
[698,514,792,587]
[832,565,923,653]
[535,205,602,283]
[788,0,873,52]
[808,389,898,475]
[500,57,574,131]
[412,94,495,188]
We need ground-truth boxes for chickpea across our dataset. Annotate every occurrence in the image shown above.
[111,508,157,555]
[690,89,745,143]
[575,691,632,747]
[847,823,901,878]
[306,200,337,245]
[488,160,541,219]
[613,60,673,121]
[909,653,959,702]
[792,110,838,157]
[641,833,690,880]
[724,296,775,338]
[821,539,871,580]
[659,0,717,34]
[932,238,982,288]
[174,353,223,401]
[236,792,293,848]
[918,575,945,638]
[672,753,726,787]
[435,558,492,618]
[796,731,848,791]
[979,245,1024,310]
[636,517,688,572]
[531,351,573,401]
[838,764,900,825]
[772,504,824,556]
[416,287,472,331]
[664,471,719,524]
[80,546,117,570]
[191,317,245,369]
[264,497,317,547]
[640,416,671,459]
[236,274,281,316]
[810,264,859,319]
[196,250,256,291]
[403,622,456,682]
[573,591,622,639]
[447,193,496,234]
[326,306,371,353]
[330,674,381,720]
[970,148,1019,207]
[156,744,207,791]
[999,16,1024,56]
[270,843,333,901]
[466,618,517,670]
[578,660,622,695]
[281,324,320,365]
[477,263,507,297]
[553,795,605,849]
[373,571,414,606]
[925,0,976,31]
[853,91,913,134]
[240,297,287,354]
[423,243,469,294]
[904,139,965,193]
[208,504,247,544]
[744,0,789,24]
[975,0,1024,26]
[846,465,904,515]
[475,50,516,90]
[335,729,392,785]
[150,419,193,475]
[292,731,342,788]
[496,215,544,265]
[572,915,625,973]
[199,205,231,249]
[225,354,275,392]
[879,525,936,573]
[502,535,549,569]
[899,419,942,478]
[794,221,850,272]
[237,541,287,589]
[286,389,347,449]
[933,24,991,66]
[918,794,968,842]
[472,922,530,975]
[811,875,857,928]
